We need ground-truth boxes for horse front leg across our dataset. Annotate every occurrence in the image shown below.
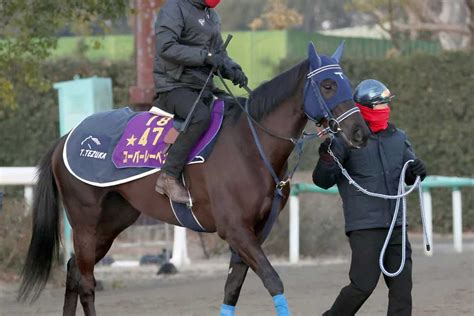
[225,226,290,316]
[220,249,250,316]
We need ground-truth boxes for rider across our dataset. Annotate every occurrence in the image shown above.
[312,79,427,316]
[153,0,248,203]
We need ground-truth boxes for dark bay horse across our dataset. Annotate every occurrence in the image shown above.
[18,43,370,315]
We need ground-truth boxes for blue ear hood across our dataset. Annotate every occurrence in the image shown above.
[303,41,354,122]
[308,42,321,69]
[332,41,345,63]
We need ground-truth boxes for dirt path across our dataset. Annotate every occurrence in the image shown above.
[1,244,473,316]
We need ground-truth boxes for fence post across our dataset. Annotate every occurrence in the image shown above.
[289,191,300,264]
[170,226,190,267]
[422,190,433,256]
[452,188,463,253]
[63,214,73,268]
[24,185,34,214]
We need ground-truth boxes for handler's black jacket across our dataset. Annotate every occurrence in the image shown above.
[153,0,240,93]
[312,124,418,234]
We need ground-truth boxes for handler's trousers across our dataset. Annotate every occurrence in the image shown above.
[157,88,212,178]
[324,227,412,316]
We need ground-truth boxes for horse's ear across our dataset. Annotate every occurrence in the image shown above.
[308,42,321,69]
[332,41,345,63]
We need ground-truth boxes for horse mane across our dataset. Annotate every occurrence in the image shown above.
[224,59,309,122]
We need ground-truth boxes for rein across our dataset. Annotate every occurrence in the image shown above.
[217,70,318,241]
[217,70,300,144]
[216,70,317,192]
[327,137,431,277]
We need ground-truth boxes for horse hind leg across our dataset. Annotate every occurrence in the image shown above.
[94,192,140,264]
[63,256,81,316]
[220,249,250,316]
[63,193,139,316]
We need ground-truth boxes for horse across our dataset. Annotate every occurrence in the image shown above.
[18,42,370,316]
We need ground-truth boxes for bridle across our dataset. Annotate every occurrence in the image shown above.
[305,64,361,139]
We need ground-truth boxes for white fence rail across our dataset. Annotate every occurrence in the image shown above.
[0,167,36,211]
[0,166,189,267]
[290,177,474,262]
[1,167,472,266]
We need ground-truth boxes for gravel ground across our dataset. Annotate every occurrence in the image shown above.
[1,236,473,316]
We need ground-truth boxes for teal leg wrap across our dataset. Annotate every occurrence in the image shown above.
[220,304,235,316]
[273,294,291,316]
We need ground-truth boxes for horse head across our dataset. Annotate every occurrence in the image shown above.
[304,41,370,148]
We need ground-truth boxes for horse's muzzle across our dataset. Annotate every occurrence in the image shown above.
[351,125,369,148]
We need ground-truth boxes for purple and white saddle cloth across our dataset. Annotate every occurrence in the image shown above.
[63,100,224,187]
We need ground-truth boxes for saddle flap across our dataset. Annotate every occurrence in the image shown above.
[164,128,180,144]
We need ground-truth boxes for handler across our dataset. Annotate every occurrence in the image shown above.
[313,79,427,316]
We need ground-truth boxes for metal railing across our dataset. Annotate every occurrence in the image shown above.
[289,176,474,263]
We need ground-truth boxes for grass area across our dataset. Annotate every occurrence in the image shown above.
[49,31,440,94]
[51,35,134,61]
[50,32,290,94]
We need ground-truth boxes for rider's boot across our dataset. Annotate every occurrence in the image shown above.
[155,173,191,204]
[155,98,211,204]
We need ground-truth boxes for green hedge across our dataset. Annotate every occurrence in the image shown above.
[0,52,472,232]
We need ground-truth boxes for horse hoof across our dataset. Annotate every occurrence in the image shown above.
[157,262,178,275]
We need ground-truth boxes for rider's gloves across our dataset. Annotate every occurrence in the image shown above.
[205,51,226,68]
[221,63,248,88]
[231,68,248,88]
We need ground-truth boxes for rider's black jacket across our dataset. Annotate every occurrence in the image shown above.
[153,0,241,94]
[312,123,418,234]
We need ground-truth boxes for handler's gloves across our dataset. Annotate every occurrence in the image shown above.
[318,137,347,163]
[408,158,427,181]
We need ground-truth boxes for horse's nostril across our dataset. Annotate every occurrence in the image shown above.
[353,127,363,143]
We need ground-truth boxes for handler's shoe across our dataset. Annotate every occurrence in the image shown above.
[155,173,191,204]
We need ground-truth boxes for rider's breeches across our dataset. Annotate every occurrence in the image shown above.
[324,228,412,316]
[158,88,211,178]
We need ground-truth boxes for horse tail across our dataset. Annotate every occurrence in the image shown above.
[18,140,61,303]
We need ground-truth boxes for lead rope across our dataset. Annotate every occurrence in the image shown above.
[327,137,431,277]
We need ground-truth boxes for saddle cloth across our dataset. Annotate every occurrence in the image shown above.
[63,100,225,187]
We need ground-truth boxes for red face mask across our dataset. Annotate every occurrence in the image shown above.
[356,103,391,133]
[204,0,221,8]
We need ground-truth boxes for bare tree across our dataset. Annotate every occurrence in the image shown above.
[249,0,303,31]
[350,0,472,51]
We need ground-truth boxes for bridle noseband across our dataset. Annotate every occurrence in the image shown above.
[316,107,361,137]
